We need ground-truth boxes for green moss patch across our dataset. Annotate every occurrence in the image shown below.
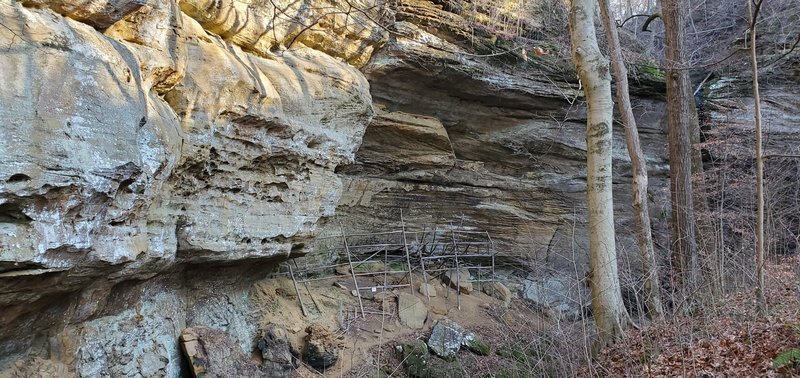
[466,339,490,356]
[397,341,465,378]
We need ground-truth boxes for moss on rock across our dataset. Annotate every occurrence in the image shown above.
[465,338,490,356]
[397,340,465,378]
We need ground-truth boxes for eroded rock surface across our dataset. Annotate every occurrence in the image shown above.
[180,326,262,378]
[0,0,374,373]
[320,3,673,274]
[4,0,794,376]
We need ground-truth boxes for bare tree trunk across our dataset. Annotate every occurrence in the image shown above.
[748,0,766,315]
[598,0,664,320]
[660,0,699,304]
[568,0,629,349]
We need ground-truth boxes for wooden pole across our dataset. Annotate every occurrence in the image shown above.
[451,228,461,310]
[288,263,307,317]
[487,231,496,284]
[417,230,431,302]
[295,260,321,314]
[341,225,365,319]
[400,210,415,294]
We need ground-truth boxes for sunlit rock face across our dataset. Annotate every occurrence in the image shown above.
[0,0,375,373]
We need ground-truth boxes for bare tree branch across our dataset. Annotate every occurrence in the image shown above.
[615,13,653,28]
[761,32,800,69]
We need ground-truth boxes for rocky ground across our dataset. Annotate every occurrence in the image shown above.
[145,261,595,377]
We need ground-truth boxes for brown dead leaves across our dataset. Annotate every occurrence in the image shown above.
[588,257,800,377]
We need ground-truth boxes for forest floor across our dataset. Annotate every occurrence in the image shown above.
[590,256,800,377]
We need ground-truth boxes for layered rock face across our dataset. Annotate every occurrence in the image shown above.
[0,0,376,374]
[321,3,672,272]
[0,0,715,375]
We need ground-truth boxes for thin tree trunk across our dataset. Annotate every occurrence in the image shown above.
[718,155,726,296]
[568,0,629,350]
[598,0,664,320]
[660,0,699,304]
[748,0,766,315]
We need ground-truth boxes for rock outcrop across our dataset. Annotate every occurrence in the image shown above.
[0,0,665,373]
[3,0,795,376]
[319,2,673,273]
[180,326,263,378]
[0,0,375,373]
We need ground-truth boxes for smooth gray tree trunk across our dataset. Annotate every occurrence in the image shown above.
[568,0,629,349]
[598,0,664,320]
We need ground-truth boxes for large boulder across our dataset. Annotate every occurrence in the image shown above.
[398,292,428,329]
[442,269,473,294]
[419,282,438,297]
[521,274,589,321]
[482,282,512,303]
[427,319,468,359]
[303,324,341,371]
[257,325,296,377]
[427,319,488,359]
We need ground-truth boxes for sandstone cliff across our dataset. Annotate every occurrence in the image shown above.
[1,0,796,376]
[1,0,376,374]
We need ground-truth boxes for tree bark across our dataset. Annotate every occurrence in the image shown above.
[568,0,629,349]
[598,0,664,320]
[660,0,699,302]
[748,0,766,315]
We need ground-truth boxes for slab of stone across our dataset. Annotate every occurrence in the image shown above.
[397,293,427,329]
[418,283,438,297]
[442,269,473,294]
[482,282,511,303]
